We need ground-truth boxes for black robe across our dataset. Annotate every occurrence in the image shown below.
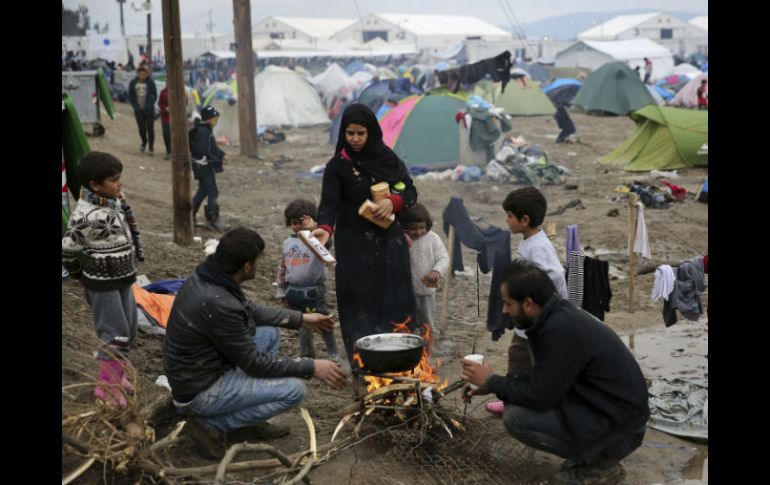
[317,153,419,363]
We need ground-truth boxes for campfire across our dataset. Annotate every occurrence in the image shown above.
[335,320,466,443]
[353,319,449,394]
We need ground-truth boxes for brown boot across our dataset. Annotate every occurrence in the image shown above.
[228,421,290,442]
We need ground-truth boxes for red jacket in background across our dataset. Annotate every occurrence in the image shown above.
[158,87,170,124]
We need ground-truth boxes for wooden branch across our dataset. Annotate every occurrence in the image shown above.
[62,457,97,485]
[339,383,417,416]
[148,420,186,453]
[215,443,294,484]
[300,407,317,462]
[284,451,314,485]
[62,433,92,455]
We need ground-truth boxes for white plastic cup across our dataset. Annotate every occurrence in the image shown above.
[464,354,485,389]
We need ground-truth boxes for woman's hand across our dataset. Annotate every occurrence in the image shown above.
[312,227,330,246]
[372,198,394,220]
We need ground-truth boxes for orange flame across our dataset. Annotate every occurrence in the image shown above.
[358,320,448,393]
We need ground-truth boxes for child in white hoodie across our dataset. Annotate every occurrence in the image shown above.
[399,203,449,333]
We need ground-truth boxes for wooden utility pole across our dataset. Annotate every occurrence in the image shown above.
[161,0,193,244]
[146,8,152,64]
[627,193,640,312]
[232,0,259,157]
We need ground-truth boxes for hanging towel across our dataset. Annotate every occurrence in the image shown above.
[633,202,651,259]
[566,225,580,261]
[566,250,585,307]
[652,265,676,302]
[581,256,612,321]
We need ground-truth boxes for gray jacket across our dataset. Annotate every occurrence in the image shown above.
[663,256,707,326]
[164,269,314,402]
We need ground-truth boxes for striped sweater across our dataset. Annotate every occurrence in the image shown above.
[62,197,137,291]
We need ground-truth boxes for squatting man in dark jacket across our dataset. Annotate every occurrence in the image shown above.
[461,260,650,484]
[164,227,347,459]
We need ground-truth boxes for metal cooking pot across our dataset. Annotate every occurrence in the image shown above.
[354,333,425,373]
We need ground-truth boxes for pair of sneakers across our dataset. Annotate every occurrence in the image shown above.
[187,418,291,460]
[140,144,154,156]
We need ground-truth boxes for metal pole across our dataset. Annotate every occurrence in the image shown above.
[118,0,126,37]
[233,0,259,157]
[161,0,193,245]
[147,10,152,64]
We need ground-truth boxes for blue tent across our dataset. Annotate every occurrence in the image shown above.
[701,62,708,72]
[543,78,582,93]
[345,60,367,75]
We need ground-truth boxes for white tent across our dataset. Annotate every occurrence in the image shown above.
[254,66,330,127]
[666,63,702,78]
[670,73,708,108]
[310,63,358,107]
[556,39,673,83]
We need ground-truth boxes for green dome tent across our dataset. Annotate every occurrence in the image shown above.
[379,93,467,168]
[600,105,708,171]
[473,80,556,116]
[571,62,655,115]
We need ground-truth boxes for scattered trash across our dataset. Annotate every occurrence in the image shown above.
[564,184,578,190]
[310,164,326,174]
[509,135,526,147]
[139,166,146,170]
[607,208,620,217]
[155,375,172,392]
[204,238,219,255]
[193,236,202,243]
[547,199,585,216]
[567,151,578,157]
[136,274,152,287]
[650,169,680,179]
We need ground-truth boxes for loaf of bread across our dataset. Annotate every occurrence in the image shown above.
[298,230,336,266]
[358,199,395,229]
[370,182,391,203]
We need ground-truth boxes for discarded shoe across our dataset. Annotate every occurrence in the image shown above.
[229,421,291,442]
[187,418,225,459]
[485,400,505,416]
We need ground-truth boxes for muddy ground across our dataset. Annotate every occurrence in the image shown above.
[62,101,708,484]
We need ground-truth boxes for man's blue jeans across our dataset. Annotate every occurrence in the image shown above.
[178,326,307,433]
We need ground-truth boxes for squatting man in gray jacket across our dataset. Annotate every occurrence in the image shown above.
[164,227,347,459]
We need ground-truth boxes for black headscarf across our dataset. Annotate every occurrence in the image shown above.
[335,103,404,182]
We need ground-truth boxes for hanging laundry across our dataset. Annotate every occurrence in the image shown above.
[436,51,512,93]
[442,197,511,340]
[566,224,580,260]
[581,256,612,321]
[566,250,585,308]
[633,202,651,259]
[662,256,707,327]
[652,265,676,302]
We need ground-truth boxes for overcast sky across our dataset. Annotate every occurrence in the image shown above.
[63,0,708,37]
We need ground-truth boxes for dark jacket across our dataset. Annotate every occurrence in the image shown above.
[128,76,157,112]
[163,265,315,403]
[189,120,226,179]
[486,296,649,463]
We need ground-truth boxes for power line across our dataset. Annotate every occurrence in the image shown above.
[503,0,528,40]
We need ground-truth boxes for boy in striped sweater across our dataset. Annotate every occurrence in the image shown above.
[62,151,144,407]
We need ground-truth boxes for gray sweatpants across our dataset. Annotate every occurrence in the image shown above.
[85,285,138,360]
[415,294,436,332]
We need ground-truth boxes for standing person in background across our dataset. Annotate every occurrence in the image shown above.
[697,79,708,110]
[189,105,228,231]
[128,65,157,155]
[643,58,653,85]
[158,86,188,160]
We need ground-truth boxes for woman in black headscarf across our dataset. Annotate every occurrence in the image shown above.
[312,103,419,364]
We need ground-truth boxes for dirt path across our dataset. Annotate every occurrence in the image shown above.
[62,102,708,484]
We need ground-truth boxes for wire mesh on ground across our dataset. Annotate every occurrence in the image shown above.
[351,411,540,485]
